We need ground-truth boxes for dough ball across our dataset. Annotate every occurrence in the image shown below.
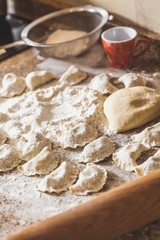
[103,86,160,133]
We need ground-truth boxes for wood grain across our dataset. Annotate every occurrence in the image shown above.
[7,169,160,240]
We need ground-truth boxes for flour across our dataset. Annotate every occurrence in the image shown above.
[45,29,89,58]
[0,67,139,238]
[46,29,87,44]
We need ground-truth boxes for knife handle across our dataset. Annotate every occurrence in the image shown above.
[7,169,160,240]
[0,40,26,54]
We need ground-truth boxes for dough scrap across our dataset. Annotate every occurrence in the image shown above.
[79,136,115,163]
[116,73,147,88]
[135,149,160,177]
[0,144,21,172]
[18,132,51,161]
[69,163,107,195]
[59,65,87,86]
[0,73,26,97]
[89,73,118,95]
[26,70,57,90]
[18,146,60,176]
[61,122,98,149]
[131,122,160,148]
[103,86,160,133]
[36,161,79,193]
[112,143,148,171]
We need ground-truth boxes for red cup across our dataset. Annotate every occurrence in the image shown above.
[101,26,150,68]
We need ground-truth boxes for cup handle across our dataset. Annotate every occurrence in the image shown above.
[132,38,150,61]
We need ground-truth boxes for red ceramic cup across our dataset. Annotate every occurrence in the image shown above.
[101,26,150,68]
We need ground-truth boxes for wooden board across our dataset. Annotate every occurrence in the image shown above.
[6,169,160,240]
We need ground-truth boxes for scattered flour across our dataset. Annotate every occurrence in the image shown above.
[1,67,158,239]
[0,67,115,238]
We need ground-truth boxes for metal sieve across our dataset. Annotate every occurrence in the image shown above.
[0,5,109,58]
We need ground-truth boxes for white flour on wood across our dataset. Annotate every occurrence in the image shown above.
[2,67,157,239]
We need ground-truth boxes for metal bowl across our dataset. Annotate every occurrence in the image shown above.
[21,5,109,58]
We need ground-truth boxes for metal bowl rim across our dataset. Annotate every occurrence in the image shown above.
[21,5,109,48]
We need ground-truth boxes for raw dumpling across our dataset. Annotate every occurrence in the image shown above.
[116,73,147,88]
[135,149,160,177]
[103,87,160,133]
[26,70,57,90]
[89,73,118,95]
[36,161,79,193]
[19,132,51,161]
[18,146,60,176]
[69,163,107,195]
[112,143,148,171]
[0,73,26,97]
[79,136,115,163]
[0,144,22,172]
[61,122,98,149]
[131,122,160,148]
[59,65,87,86]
